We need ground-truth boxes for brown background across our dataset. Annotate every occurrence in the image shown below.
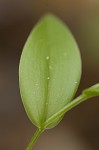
[0,0,99,150]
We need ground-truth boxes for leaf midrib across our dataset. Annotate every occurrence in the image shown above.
[41,18,51,126]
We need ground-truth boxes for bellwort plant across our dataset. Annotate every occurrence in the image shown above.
[19,14,99,150]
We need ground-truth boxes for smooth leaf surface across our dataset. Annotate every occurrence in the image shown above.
[83,83,99,97]
[19,14,81,129]
[43,83,99,128]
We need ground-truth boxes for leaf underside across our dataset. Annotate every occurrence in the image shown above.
[19,14,81,129]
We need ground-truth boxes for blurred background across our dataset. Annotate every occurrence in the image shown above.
[0,0,99,150]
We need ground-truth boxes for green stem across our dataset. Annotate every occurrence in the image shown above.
[26,83,99,149]
[26,128,44,150]
[43,94,90,128]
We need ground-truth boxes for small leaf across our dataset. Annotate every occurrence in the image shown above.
[19,14,81,129]
[83,83,99,97]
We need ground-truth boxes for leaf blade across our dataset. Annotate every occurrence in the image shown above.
[44,83,99,128]
[19,14,81,128]
[83,83,99,97]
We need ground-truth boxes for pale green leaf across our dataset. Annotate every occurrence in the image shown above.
[83,83,99,97]
[19,14,81,129]
[44,83,99,128]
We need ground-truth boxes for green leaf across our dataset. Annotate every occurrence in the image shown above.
[83,83,99,97]
[43,83,99,128]
[19,14,81,129]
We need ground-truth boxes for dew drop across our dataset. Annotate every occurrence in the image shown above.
[47,77,50,80]
[49,65,52,69]
[46,56,49,60]
[75,81,77,84]
[64,52,67,57]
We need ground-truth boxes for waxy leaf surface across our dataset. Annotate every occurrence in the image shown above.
[19,14,81,128]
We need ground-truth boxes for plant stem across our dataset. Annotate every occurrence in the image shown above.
[43,94,91,128]
[26,128,44,150]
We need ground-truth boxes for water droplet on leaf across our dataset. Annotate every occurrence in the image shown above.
[46,56,50,60]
